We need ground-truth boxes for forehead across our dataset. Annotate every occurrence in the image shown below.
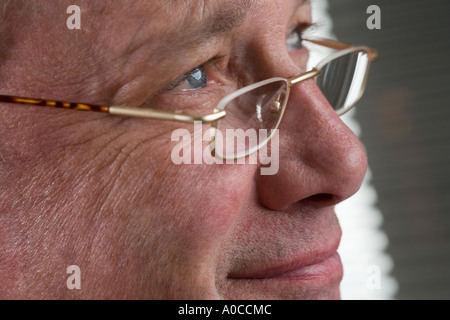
[96,0,309,28]
[110,0,310,46]
[156,0,310,29]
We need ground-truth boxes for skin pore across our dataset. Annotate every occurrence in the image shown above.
[0,0,367,299]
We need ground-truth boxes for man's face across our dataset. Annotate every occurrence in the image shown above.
[0,0,367,299]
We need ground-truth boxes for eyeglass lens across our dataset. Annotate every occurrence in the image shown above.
[214,80,288,159]
[215,50,369,158]
[316,51,370,114]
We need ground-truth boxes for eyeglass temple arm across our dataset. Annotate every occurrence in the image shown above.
[108,106,226,124]
[0,94,226,124]
[304,37,379,61]
[288,68,322,85]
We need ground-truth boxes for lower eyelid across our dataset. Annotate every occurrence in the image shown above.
[147,86,227,114]
[171,87,215,96]
[169,79,223,97]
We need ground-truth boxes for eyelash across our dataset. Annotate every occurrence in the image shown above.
[163,56,227,95]
[164,67,208,92]
[286,26,305,51]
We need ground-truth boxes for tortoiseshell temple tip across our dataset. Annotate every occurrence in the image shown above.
[0,94,110,113]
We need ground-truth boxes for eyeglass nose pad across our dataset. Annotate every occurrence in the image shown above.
[269,91,286,117]
[270,100,281,113]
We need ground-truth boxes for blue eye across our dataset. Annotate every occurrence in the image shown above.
[286,28,304,51]
[184,67,207,91]
[165,67,208,93]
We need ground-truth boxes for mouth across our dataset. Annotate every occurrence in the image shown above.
[224,234,343,299]
[218,206,344,299]
[229,250,342,282]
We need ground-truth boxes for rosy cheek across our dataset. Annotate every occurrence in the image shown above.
[171,167,255,257]
[134,121,258,257]
[193,168,252,231]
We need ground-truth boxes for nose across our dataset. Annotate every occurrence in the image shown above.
[256,79,368,211]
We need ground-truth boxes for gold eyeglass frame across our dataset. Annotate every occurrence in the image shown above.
[0,37,377,158]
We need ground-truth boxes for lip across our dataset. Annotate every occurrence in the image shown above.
[223,210,344,299]
[268,251,342,282]
[227,232,343,283]
[229,250,342,282]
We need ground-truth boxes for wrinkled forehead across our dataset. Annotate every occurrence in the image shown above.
[19,0,310,43]
[146,0,310,31]
[85,0,310,32]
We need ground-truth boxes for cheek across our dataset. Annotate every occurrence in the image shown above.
[121,128,256,267]
[148,163,251,251]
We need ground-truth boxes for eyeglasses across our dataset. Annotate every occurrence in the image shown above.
[0,37,377,160]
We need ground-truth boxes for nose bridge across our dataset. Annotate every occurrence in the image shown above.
[234,20,305,84]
